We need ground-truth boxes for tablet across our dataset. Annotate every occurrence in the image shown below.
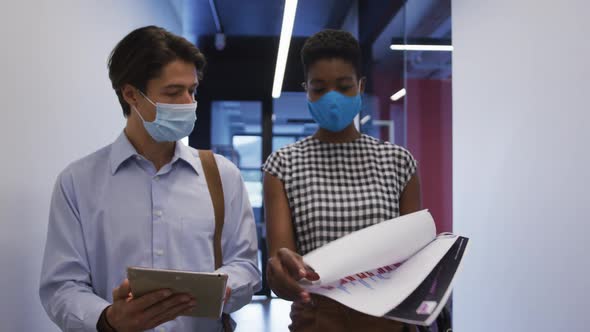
[127,266,228,319]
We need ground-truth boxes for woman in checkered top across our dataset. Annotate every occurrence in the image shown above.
[263,29,421,332]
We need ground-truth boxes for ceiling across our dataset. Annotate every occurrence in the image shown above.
[169,0,452,80]
[170,0,355,40]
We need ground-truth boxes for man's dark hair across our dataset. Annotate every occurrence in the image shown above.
[108,26,206,117]
[300,29,362,79]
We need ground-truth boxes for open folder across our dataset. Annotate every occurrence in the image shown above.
[300,210,469,326]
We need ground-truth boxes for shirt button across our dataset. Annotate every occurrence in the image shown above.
[155,249,164,256]
[154,176,160,181]
[154,210,163,217]
[157,327,165,332]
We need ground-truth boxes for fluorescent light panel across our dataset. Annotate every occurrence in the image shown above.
[272,0,298,99]
[360,115,371,125]
[390,88,406,101]
[390,44,453,52]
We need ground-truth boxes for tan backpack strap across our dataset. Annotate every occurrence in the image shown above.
[198,150,225,270]
[197,150,233,331]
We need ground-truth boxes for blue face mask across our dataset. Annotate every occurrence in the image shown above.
[134,91,197,142]
[307,88,362,132]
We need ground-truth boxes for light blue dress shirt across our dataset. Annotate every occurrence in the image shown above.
[40,132,261,332]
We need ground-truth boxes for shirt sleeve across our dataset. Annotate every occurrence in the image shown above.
[262,150,286,181]
[39,170,110,332]
[396,146,418,190]
[215,156,262,313]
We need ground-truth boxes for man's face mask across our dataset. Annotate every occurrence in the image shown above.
[133,90,197,142]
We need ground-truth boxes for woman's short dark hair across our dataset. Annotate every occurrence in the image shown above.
[300,29,362,79]
[108,26,206,117]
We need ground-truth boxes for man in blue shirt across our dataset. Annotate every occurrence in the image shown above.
[39,26,261,332]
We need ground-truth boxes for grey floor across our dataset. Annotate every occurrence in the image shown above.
[232,296,425,332]
[232,296,292,332]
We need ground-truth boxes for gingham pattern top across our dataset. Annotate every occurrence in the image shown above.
[262,134,417,255]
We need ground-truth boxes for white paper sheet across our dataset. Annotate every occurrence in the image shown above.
[302,235,458,317]
[302,210,437,285]
[300,210,458,317]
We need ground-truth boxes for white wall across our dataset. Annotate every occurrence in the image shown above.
[453,1,590,331]
[0,1,181,330]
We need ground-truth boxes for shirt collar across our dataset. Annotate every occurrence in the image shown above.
[109,132,200,175]
[173,140,201,175]
[109,132,138,175]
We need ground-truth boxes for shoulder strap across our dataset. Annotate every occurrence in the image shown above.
[198,150,225,270]
[199,150,234,332]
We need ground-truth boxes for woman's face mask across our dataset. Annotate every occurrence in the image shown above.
[307,85,362,132]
